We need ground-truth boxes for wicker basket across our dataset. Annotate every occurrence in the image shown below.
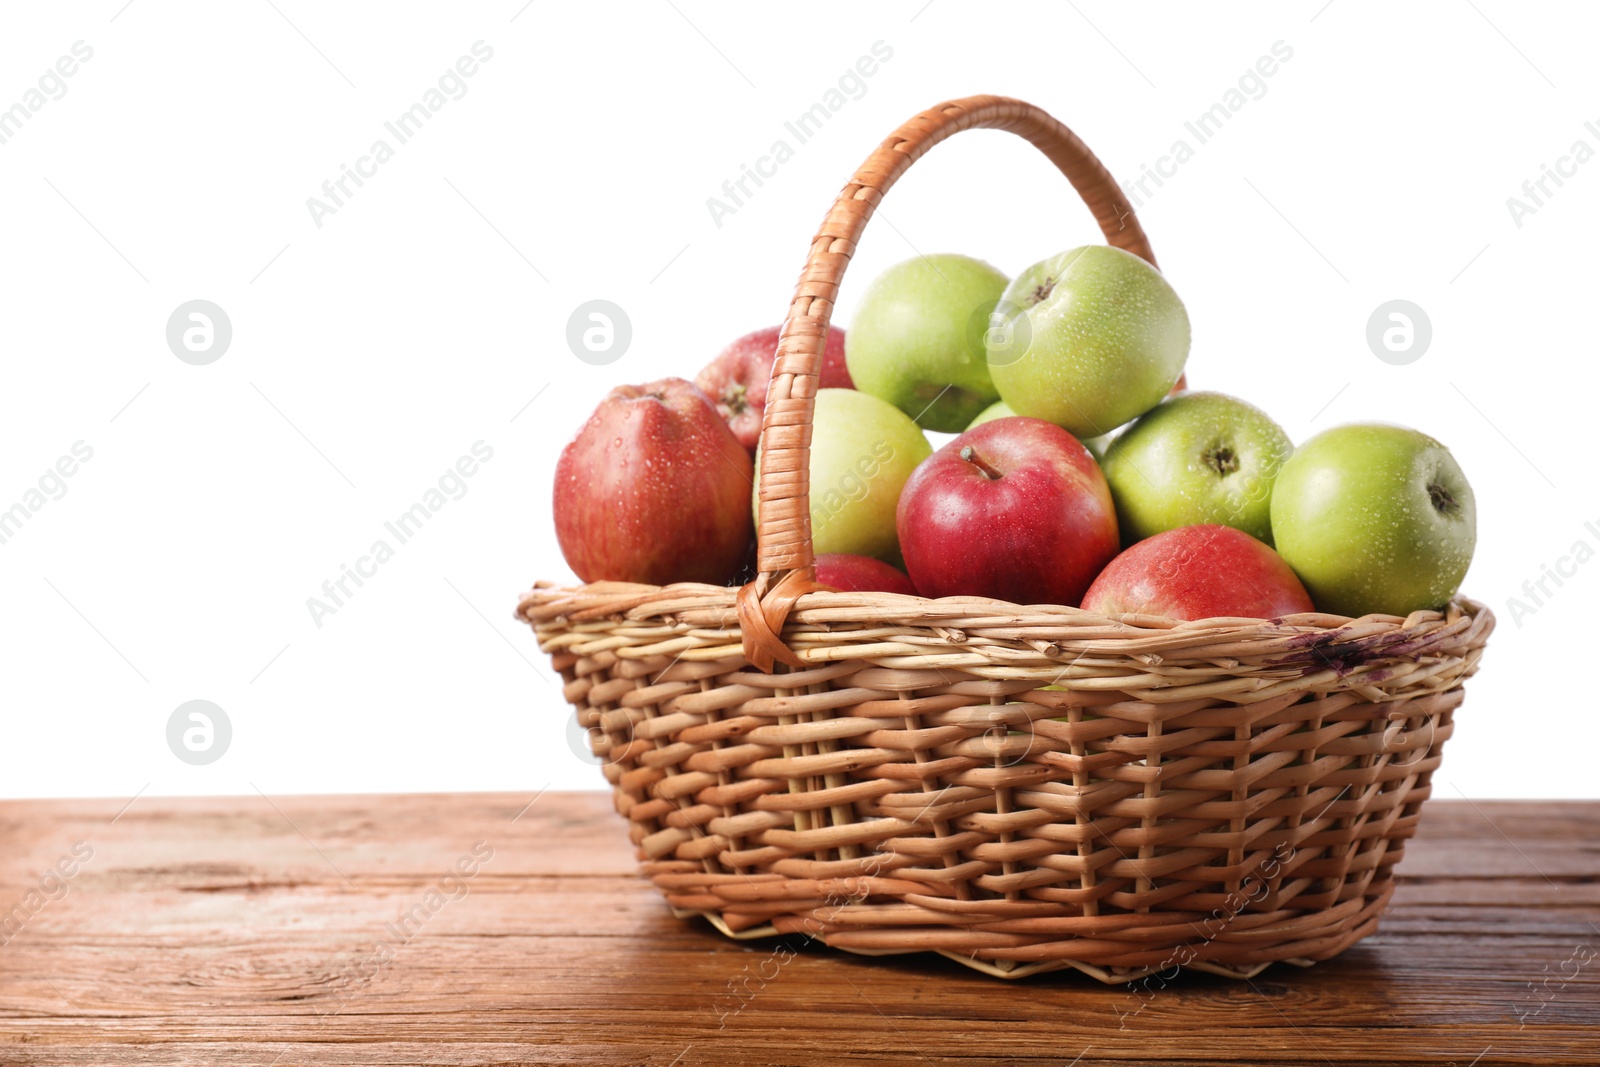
[518,95,1494,982]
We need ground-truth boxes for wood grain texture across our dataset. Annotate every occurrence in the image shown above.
[0,793,1595,1066]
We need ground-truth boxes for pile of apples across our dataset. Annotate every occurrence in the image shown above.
[554,245,1477,622]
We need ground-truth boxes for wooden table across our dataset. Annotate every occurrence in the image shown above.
[1,793,1595,1066]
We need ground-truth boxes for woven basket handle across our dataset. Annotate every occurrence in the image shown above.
[738,94,1154,671]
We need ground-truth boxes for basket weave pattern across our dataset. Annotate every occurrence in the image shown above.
[519,96,1494,981]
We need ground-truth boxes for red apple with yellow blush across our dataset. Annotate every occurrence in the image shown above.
[1081,524,1314,620]
[553,378,753,585]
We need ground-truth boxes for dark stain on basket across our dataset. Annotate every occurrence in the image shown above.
[1276,626,1448,678]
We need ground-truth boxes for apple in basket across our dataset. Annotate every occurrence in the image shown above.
[1081,524,1315,621]
[754,388,932,562]
[895,416,1118,605]
[967,401,1116,462]
[1270,423,1477,617]
[846,253,1010,432]
[695,324,852,453]
[813,552,918,595]
[553,377,753,586]
[987,245,1190,438]
[966,399,1017,430]
[1100,391,1294,546]
[966,376,1191,462]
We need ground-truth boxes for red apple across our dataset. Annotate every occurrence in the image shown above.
[895,417,1119,605]
[553,378,753,585]
[730,536,758,587]
[695,325,851,451]
[1081,524,1315,621]
[813,553,918,595]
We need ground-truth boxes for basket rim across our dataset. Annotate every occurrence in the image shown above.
[520,578,1492,637]
[519,582,1492,705]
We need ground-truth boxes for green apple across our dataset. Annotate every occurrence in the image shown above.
[966,399,1015,429]
[967,400,1115,461]
[1100,391,1293,545]
[1269,423,1476,618]
[753,388,932,561]
[846,254,1009,432]
[988,245,1189,437]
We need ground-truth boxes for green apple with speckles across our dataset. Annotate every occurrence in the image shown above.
[753,388,931,562]
[846,254,1009,432]
[1269,423,1476,618]
[988,245,1189,438]
[1100,391,1293,545]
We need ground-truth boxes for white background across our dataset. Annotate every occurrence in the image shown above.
[1,1,1593,801]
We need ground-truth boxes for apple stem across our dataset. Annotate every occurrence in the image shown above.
[1204,444,1240,476]
[1428,482,1458,514]
[960,445,1002,480]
